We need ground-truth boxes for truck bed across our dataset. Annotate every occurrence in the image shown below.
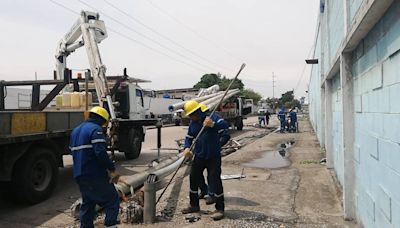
[0,111,158,145]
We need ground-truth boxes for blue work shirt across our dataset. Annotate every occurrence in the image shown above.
[278,110,286,121]
[184,112,229,159]
[69,118,115,181]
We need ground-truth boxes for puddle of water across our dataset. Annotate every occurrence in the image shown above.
[242,150,291,169]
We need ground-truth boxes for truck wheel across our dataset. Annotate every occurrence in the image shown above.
[124,129,142,160]
[236,117,244,131]
[12,147,58,204]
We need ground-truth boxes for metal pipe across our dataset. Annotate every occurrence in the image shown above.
[168,91,224,112]
[70,154,184,218]
[202,89,240,106]
[150,156,185,180]
[143,181,156,224]
[114,154,183,195]
[204,94,239,110]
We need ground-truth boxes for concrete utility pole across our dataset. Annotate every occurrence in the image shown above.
[272,72,276,98]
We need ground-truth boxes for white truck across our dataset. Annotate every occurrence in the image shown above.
[0,11,156,204]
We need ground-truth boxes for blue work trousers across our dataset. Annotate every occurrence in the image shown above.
[76,178,120,228]
[190,156,224,211]
[280,120,286,133]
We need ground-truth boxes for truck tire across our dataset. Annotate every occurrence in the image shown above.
[124,129,143,160]
[12,147,58,204]
[236,117,244,131]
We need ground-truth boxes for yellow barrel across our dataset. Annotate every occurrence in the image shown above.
[71,92,80,108]
[55,95,63,107]
[80,92,92,107]
[62,93,71,107]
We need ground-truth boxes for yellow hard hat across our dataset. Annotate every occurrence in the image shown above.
[199,103,209,112]
[184,100,202,116]
[89,106,110,121]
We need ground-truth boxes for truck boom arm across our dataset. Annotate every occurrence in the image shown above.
[55,11,115,119]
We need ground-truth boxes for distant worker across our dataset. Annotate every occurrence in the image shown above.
[70,106,120,228]
[278,107,286,133]
[258,109,267,127]
[181,100,229,221]
[289,108,298,133]
[265,110,271,126]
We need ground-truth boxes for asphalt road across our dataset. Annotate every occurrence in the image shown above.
[0,116,261,227]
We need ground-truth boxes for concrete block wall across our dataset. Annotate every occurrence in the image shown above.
[330,73,344,185]
[308,0,400,227]
[351,3,400,226]
[308,31,324,143]
[349,0,364,24]
[327,0,344,64]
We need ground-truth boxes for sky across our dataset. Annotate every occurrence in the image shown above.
[0,0,319,99]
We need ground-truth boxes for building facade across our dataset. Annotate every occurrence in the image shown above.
[308,0,400,227]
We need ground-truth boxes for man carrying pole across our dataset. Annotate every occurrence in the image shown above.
[181,100,229,220]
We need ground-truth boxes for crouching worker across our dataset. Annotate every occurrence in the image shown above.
[70,106,121,228]
[181,100,229,220]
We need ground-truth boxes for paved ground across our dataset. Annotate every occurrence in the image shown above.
[0,116,359,227]
[132,117,359,228]
[0,116,263,227]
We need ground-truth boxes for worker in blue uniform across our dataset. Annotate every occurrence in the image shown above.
[289,108,298,132]
[70,106,120,228]
[181,100,229,221]
[197,104,230,205]
[278,107,286,133]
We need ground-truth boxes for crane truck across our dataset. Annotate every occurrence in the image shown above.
[0,11,156,204]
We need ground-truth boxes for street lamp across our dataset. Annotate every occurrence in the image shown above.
[305,59,318,64]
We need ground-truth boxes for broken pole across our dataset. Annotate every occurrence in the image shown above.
[144,181,156,224]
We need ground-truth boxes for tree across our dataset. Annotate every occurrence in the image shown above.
[193,73,244,90]
[193,73,221,89]
[276,90,301,109]
[219,76,244,90]
[241,89,262,103]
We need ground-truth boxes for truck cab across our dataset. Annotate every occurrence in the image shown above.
[114,82,146,120]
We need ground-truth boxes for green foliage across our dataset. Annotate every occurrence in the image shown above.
[219,76,244,90]
[263,90,301,110]
[193,73,244,90]
[241,89,262,103]
[193,73,258,103]
[193,73,221,89]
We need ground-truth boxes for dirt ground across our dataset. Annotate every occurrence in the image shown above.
[0,117,360,228]
[120,117,359,228]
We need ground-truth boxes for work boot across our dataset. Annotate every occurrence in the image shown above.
[211,210,224,220]
[199,192,207,199]
[181,206,200,214]
[205,196,215,205]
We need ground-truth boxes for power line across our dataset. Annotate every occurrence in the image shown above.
[48,0,79,15]
[294,45,314,93]
[146,0,244,63]
[107,28,208,73]
[49,0,259,86]
[103,0,234,74]
[77,0,221,74]
[47,0,208,73]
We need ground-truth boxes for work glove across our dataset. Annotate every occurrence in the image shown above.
[203,117,215,128]
[183,148,193,159]
[109,170,120,184]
